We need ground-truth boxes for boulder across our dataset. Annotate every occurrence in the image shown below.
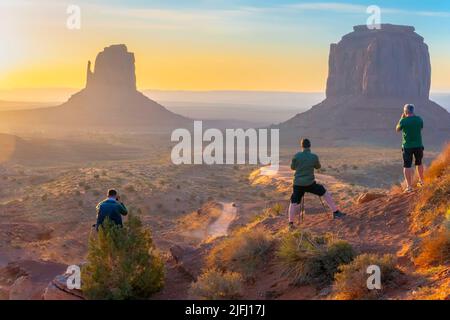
[356,192,387,204]
[170,244,211,280]
[42,274,84,300]
[0,260,67,300]
[8,276,33,300]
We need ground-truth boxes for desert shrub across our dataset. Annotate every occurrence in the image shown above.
[189,269,243,300]
[277,231,354,285]
[82,216,164,299]
[333,253,401,300]
[414,229,450,267]
[207,227,273,279]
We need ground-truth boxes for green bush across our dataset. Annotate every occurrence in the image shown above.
[333,253,401,300]
[82,216,164,299]
[189,269,243,300]
[207,227,273,279]
[277,230,355,285]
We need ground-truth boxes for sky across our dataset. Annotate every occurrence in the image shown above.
[1,0,450,93]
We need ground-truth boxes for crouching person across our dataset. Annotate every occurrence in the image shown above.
[95,189,128,231]
[288,139,345,228]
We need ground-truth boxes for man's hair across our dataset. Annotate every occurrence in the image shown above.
[107,189,117,197]
[404,104,415,114]
[301,138,311,149]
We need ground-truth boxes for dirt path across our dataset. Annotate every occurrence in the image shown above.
[206,202,237,239]
[257,165,414,255]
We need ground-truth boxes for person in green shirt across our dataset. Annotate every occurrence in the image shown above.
[288,139,345,228]
[396,104,425,193]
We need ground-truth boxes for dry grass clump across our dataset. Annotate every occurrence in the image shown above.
[411,143,450,233]
[414,229,450,267]
[277,230,355,286]
[425,143,450,182]
[207,226,273,279]
[189,268,243,300]
[410,144,450,274]
[332,253,401,300]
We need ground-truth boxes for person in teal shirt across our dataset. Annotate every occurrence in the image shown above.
[288,139,344,228]
[396,104,425,193]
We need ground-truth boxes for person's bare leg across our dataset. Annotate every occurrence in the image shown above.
[288,203,300,223]
[416,165,424,183]
[404,167,413,189]
[323,192,338,213]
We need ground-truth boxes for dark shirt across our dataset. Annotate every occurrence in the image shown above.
[95,198,128,230]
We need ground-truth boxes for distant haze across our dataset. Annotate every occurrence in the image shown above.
[0,89,449,126]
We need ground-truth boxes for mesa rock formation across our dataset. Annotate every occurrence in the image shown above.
[279,24,450,147]
[86,44,136,91]
[0,45,188,132]
[326,25,431,99]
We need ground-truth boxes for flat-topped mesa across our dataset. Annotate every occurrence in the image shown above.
[85,44,137,91]
[326,24,431,100]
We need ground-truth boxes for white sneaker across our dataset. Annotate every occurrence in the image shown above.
[403,187,413,193]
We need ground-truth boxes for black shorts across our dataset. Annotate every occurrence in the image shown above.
[402,147,424,168]
[290,182,327,204]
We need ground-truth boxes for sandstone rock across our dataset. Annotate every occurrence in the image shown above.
[0,260,66,300]
[8,276,33,300]
[326,24,430,99]
[86,44,136,91]
[0,286,9,300]
[279,24,450,147]
[42,274,84,300]
[170,244,211,280]
[356,192,387,204]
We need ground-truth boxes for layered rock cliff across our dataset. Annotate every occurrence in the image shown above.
[86,44,137,91]
[326,24,431,99]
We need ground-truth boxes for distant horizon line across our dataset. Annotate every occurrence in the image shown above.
[1,87,450,94]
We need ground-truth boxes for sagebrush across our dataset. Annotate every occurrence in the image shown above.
[277,230,355,285]
[189,269,243,300]
[82,216,165,299]
[333,253,401,300]
[207,226,273,279]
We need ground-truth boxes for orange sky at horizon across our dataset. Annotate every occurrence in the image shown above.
[1,1,450,97]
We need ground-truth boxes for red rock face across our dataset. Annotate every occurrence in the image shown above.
[279,24,450,147]
[86,44,137,91]
[326,24,431,99]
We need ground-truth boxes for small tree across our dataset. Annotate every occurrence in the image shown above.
[82,216,164,299]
